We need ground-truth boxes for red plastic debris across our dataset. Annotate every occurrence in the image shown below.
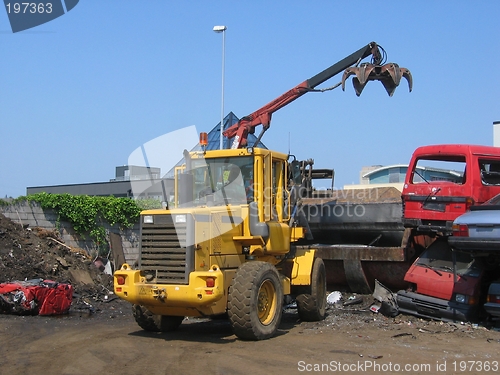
[0,279,73,315]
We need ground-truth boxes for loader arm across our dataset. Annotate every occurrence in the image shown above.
[223,41,410,149]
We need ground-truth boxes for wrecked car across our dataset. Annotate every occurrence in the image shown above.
[397,238,485,322]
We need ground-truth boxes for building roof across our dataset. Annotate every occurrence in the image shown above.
[362,164,408,179]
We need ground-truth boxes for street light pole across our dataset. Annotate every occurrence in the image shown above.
[213,25,227,150]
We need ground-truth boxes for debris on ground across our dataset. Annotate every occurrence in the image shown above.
[371,279,399,317]
[292,286,500,340]
[0,279,72,315]
[343,295,363,306]
[326,291,342,304]
[0,213,114,315]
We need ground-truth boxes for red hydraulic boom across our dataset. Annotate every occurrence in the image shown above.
[223,41,412,149]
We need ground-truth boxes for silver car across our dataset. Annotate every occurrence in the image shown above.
[450,194,500,251]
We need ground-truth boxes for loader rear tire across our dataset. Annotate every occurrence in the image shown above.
[228,262,283,341]
[132,304,184,332]
[296,258,327,322]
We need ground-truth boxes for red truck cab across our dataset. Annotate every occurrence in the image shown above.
[402,144,500,235]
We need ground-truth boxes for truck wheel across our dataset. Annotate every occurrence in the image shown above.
[296,258,327,321]
[132,304,184,332]
[228,261,283,340]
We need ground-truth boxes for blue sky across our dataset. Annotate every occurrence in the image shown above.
[1,1,499,197]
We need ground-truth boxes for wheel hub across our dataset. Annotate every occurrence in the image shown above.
[257,280,276,325]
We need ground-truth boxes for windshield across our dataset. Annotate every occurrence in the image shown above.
[185,156,254,207]
[416,243,482,277]
[411,156,465,184]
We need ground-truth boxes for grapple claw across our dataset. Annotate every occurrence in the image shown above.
[342,62,412,97]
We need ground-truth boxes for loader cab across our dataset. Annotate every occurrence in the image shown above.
[173,147,291,224]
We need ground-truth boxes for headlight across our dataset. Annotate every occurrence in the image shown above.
[455,294,467,304]
[143,215,153,224]
[174,214,187,223]
[454,293,478,305]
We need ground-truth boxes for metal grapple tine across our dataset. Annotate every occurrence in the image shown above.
[352,77,368,96]
[352,77,366,97]
[356,63,377,85]
[376,64,397,96]
[379,63,413,96]
[341,68,356,92]
[381,63,402,85]
[341,63,376,96]
[401,67,413,92]
[380,78,398,97]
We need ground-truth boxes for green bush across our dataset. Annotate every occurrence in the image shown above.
[21,193,142,250]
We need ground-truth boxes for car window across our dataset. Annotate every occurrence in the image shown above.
[411,157,465,184]
[416,244,482,277]
[479,159,500,186]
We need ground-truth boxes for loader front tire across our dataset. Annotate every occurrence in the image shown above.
[228,262,283,340]
[296,258,327,321]
[132,304,184,332]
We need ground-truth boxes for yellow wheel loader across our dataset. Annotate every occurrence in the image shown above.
[114,41,411,340]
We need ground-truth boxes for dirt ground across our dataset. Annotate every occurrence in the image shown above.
[1,213,500,375]
[1,299,499,375]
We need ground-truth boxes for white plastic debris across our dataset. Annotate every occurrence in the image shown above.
[327,291,342,304]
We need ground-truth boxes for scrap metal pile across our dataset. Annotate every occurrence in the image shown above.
[0,213,114,315]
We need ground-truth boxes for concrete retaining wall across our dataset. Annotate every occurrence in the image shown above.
[0,202,140,265]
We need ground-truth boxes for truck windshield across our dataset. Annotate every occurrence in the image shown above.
[416,243,482,277]
[411,157,465,184]
[188,156,254,206]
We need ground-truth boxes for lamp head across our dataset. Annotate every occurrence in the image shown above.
[213,25,227,33]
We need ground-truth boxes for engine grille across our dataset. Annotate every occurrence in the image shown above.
[140,214,193,284]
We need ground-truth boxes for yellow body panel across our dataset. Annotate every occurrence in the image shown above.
[291,226,306,242]
[291,248,316,285]
[280,274,291,295]
[114,264,225,308]
[265,222,291,254]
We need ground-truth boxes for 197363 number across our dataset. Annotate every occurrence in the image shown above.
[5,2,53,14]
